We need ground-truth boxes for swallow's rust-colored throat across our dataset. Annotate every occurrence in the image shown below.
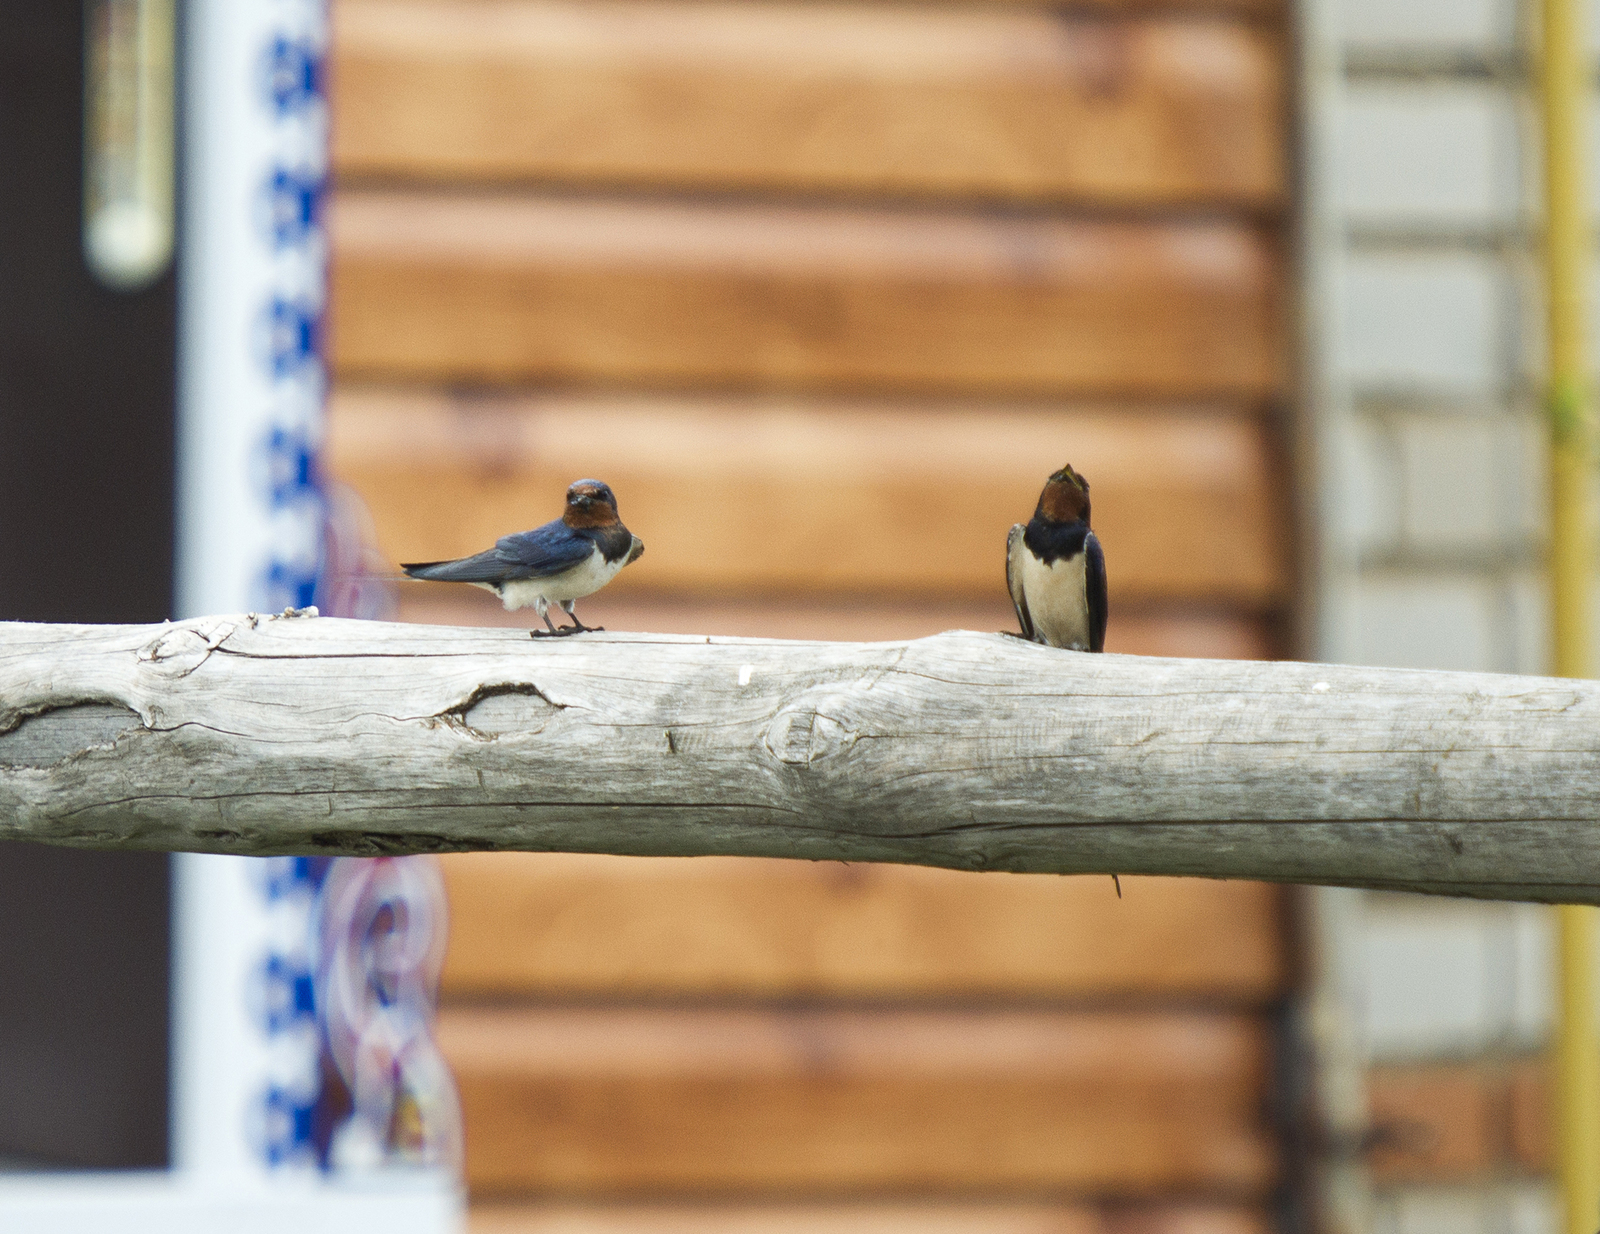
[1037,477,1089,525]
[563,502,620,530]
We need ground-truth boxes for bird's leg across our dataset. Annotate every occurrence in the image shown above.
[559,599,603,633]
[530,599,577,638]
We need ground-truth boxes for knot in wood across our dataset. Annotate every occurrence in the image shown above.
[0,704,142,768]
[137,619,237,678]
[763,698,858,767]
[455,683,560,737]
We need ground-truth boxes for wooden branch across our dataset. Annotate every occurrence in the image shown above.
[1,613,1596,904]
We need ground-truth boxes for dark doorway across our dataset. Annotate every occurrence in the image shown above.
[0,2,174,1168]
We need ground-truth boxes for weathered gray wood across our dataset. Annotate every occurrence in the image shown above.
[1,612,1597,903]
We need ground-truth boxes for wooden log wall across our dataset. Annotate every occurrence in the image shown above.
[440,862,1289,1226]
[324,0,1291,1226]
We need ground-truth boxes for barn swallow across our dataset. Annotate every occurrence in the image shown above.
[1006,464,1107,652]
[402,479,644,637]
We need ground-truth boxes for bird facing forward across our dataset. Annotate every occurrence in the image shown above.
[402,479,643,637]
[1006,464,1107,652]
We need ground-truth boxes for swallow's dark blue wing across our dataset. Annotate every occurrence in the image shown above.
[1005,524,1034,641]
[493,522,595,577]
[402,518,592,583]
[1085,531,1108,653]
[400,550,505,584]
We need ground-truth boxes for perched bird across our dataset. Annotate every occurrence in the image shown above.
[401,479,644,637]
[1006,463,1107,652]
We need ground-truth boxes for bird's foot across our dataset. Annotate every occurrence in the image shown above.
[530,626,582,638]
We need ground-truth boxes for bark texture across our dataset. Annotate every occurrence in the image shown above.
[1,612,1596,903]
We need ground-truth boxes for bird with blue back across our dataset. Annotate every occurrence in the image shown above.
[1006,463,1108,652]
[401,479,643,637]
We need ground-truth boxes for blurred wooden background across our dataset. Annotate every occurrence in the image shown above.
[322,0,1294,1227]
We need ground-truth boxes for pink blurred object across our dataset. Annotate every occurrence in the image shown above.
[316,857,463,1171]
[315,479,397,622]
[308,482,460,1172]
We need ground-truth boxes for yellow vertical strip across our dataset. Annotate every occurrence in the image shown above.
[1543,0,1600,1231]
[1546,0,1594,674]
[1561,901,1600,1234]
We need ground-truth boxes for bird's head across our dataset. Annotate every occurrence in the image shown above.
[1036,464,1091,525]
[562,479,620,529]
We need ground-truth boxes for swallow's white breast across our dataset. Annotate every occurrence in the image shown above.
[1018,548,1092,650]
[495,547,628,612]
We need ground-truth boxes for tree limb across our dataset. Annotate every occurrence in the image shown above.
[1,612,1595,903]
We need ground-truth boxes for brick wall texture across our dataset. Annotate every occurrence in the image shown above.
[1319,0,1600,1230]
